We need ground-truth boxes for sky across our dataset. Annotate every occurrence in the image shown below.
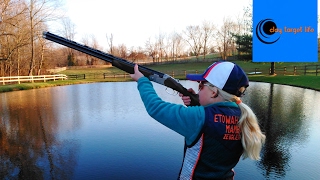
[50,0,252,49]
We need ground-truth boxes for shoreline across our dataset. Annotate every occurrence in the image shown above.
[0,76,319,93]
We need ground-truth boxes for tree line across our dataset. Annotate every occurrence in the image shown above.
[107,12,253,64]
[1,0,254,77]
[0,0,66,76]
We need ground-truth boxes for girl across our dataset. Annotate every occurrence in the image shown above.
[130,61,266,180]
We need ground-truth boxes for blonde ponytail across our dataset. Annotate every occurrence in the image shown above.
[237,102,266,160]
[216,88,266,160]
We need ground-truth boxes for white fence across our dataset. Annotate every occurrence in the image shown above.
[0,74,67,85]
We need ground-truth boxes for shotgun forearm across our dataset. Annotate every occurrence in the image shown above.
[43,31,200,106]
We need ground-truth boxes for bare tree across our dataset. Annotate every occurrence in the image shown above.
[0,0,28,76]
[163,35,172,61]
[81,34,91,65]
[89,34,106,65]
[36,28,46,75]
[243,5,253,34]
[61,17,76,40]
[183,25,203,60]
[156,32,166,62]
[135,46,146,63]
[0,0,63,76]
[216,18,237,60]
[169,31,185,61]
[106,33,114,54]
[26,0,62,76]
[201,21,215,59]
[145,37,157,63]
[117,43,128,59]
[127,46,137,62]
[61,17,76,66]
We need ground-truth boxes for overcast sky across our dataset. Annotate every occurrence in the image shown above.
[51,0,252,49]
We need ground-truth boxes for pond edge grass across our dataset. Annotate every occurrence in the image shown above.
[0,74,319,93]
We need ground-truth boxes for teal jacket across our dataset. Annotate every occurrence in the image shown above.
[137,77,243,179]
[137,77,239,145]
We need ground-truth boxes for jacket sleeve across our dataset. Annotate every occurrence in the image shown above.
[137,77,205,145]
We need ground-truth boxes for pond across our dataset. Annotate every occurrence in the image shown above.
[0,81,319,179]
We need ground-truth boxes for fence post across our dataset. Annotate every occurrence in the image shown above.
[84,74,86,79]
[316,65,319,76]
[2,77,4,85]
[284,67,286,75]
[294,66,296,75]
[172,71,174,77]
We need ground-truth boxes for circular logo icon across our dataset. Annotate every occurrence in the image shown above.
[256,19,280,44]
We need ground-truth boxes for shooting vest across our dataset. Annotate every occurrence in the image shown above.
[179,104,243,180]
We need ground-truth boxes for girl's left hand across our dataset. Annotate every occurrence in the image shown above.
[130,64,144,81]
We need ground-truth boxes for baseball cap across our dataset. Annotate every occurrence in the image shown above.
[186,61,249,97]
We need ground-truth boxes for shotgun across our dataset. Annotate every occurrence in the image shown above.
[43,31,200,106]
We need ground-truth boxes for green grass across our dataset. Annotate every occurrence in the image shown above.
[248,75,320,91]
[0,78,133,93]
[1,60,319,93]
[60,67,114,75]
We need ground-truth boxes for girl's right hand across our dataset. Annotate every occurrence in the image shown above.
[179,88,196,106]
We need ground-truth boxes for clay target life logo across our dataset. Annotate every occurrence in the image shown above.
[256,19,280,44]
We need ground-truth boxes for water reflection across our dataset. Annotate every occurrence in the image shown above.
[0,82,319,179]
[239,82,320,180]
[0,89,79,179]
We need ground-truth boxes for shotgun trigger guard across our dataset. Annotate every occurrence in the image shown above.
[165,77,179,95]
[149,74,179,96]
[165,87,178,96]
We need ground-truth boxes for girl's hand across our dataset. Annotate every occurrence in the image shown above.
[179,88,196,106]
[130,64,144,81]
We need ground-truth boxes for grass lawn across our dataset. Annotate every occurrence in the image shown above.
[248,75,320,91]
[0,60,319,93]
[0,77,137,93]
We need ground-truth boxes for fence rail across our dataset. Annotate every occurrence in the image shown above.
[248,64,320,76]
[0,74,67,85]
[67,64,320,81]
[3,64,317,85]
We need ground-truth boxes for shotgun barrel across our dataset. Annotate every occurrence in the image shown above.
[43,31,200,106]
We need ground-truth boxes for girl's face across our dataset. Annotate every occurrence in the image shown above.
[198,81,216,106]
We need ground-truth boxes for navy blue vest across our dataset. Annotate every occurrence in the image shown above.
[179,103,243,180]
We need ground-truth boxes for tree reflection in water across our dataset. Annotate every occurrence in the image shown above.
[0,82,319,179]
[243,83,310,179]
[0,89,79,179]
